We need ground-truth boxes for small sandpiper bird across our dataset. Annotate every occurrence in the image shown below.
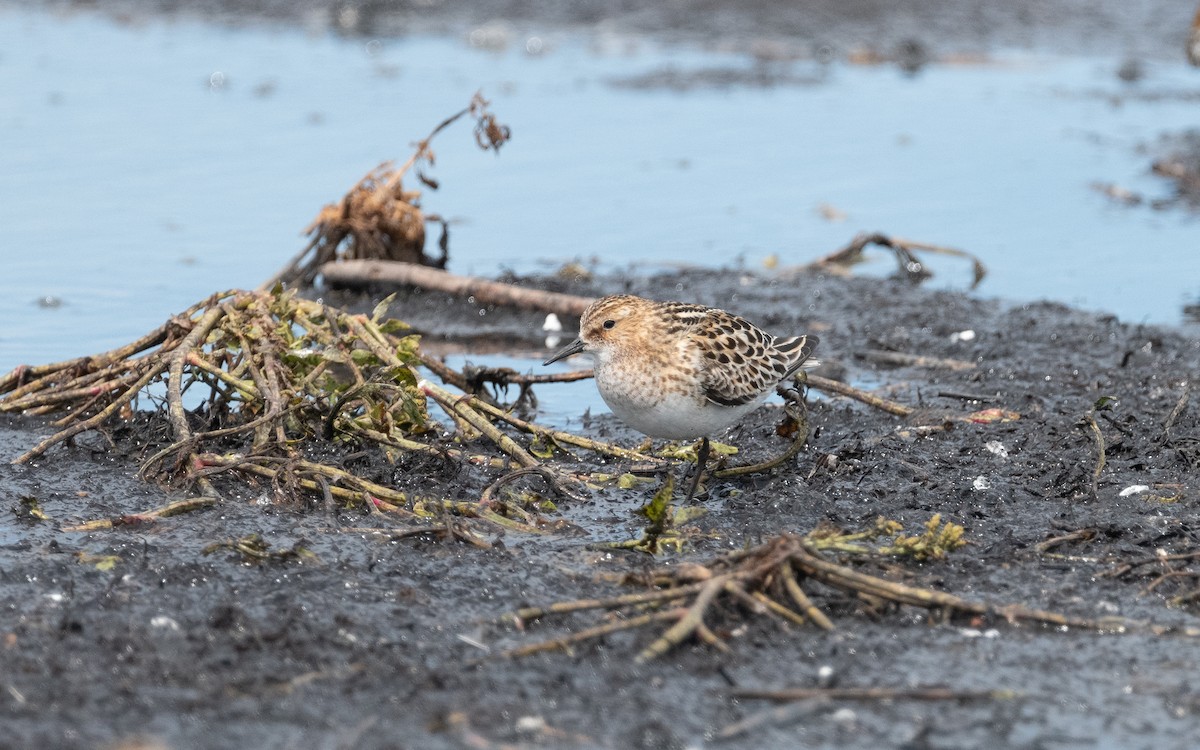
[543,294,819,501]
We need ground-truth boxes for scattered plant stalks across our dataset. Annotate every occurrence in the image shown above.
[1035,527,1101,562]
[416,350,594,411]
[1079,397,1114,498]
[203,533,318,564]
[465,394,664,464]
[487,525,1184,663]
[713,385,809,479]
[1103,547,1200,608]
[1158,381,1190,444]
[318,234,984,303]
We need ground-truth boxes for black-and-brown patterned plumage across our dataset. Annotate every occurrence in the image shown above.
[543,294,819,440]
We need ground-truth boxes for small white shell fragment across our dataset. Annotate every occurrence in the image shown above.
[830,708,857,726]
[960,628,1000,638]
[542,313,563,332]
[984,440,1009,458]
[1118,484,1151,497]
[515,716,547,733]
[950,329,976,343]
[150,616,181,631]
[972,475,991,491]
[455,633,489,652]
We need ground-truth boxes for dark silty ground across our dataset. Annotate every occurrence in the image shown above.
[4,266,1200,749]
[5,1,1200,748]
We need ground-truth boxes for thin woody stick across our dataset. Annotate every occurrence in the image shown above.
[320,260,593,317]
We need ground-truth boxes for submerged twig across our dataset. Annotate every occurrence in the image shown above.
[796,231,986,289]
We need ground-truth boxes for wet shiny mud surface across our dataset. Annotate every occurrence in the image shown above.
[4,268,1200,749]
[4,0,1200,747]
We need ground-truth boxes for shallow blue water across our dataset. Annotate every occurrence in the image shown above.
[2,7,1198,377]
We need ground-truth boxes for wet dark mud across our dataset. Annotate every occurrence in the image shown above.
[4,267,1200,749]
[6,3,1200,745]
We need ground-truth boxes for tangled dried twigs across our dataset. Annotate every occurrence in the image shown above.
[489,523,1172,664]
[1099,539,1200,609]
[792,231,987,290]
[3,289,426,494]
[0,288,620,529]
[0,288,704,534]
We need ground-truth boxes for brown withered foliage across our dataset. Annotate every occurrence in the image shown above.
[267,92,510,287]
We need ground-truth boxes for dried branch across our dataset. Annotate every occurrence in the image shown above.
[807,373,914,417]
[857,349,976,372]
[793,231,987,289]
[61,497,218,532]
[319,260,592,317]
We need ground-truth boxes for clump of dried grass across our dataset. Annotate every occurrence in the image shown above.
[266,92,510,287]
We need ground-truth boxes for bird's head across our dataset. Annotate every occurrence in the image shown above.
[542,295,648,365]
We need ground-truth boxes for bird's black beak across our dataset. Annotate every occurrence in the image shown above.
[543,337,586,366]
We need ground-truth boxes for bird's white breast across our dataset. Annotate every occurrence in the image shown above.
[596,376,764,440]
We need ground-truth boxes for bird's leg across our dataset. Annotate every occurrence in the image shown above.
[683,436,710,503]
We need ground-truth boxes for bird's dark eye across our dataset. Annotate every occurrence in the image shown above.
[602,319,616,330]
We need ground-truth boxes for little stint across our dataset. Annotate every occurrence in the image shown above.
[543,294,819,500]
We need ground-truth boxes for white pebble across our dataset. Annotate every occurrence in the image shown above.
[1118,485,1150,497]
[515,716,546,733]
[830,707,857,726]
[984,440,1009,458]
[150,616,181,631]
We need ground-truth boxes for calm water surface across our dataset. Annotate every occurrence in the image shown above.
[2,7,1199,377]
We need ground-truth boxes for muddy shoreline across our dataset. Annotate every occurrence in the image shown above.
[4,1,1200,747]
[4,266,1200,749]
